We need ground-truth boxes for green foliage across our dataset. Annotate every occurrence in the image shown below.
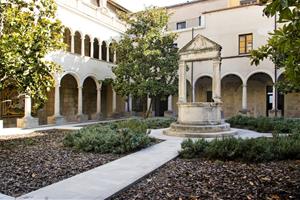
[0,0,65,108]
[179,135,300,162]
[63,118,175,154]
[112,7,179,115]
[251,0,300,92]
[226,115,300,134]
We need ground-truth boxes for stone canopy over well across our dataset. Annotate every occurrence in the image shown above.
[165,34,236,138]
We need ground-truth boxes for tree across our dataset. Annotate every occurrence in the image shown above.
[251,0,300,92]
[113,7,179,117]
[0,0,65,108]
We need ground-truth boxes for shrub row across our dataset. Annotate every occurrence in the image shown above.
[179,134,300,162]
[226,115,300,134]
[63,117,175,154]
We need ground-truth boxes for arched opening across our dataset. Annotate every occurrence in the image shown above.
[101,41,107,61]
[63,28,71,52]
[194,76,213,102]
[60,74,78,122]
[101,82,113,118]
[93,38,99,59]
[247,72,273,117]
[109,43,114,63]
[221,74,243,118]
[83,77,97,120]
[74,31,81,54]
[84,35,91,57]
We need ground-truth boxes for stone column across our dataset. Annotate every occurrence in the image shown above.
[242,84,247,110]
[90,39,94,58]
[168,95,173,111]
[112,89,117,113]
[106,43,110,62]
[129,95,132,112]
[48,85,65,125]
[71,33,75,53]
[178,60,187,103]
[17,95,39,128]
[113,50,117,63]
[77,86,87,122]
[212,58,222,103]
[147,95,151,111]
[272,86,276,110]
[98,40,102,60]
[192,82,196,103]
[92,85,102,120]
[81,36,85,56]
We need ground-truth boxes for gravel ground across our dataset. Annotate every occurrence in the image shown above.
[0,130,121,197]
[112,158,300,200]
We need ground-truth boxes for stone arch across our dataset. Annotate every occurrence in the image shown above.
[84,35,91,57]
[194,75,213,102]
[60,74,79,122]
[245,70,274,84]
[59,71,81,87]
[101,41,107,61]
[221,74,243,118]
[82,77,97,120]
[74,31,82,54]
[63,27,72,52]
[246,72,274,117]
[221,72,245,85]
[93,38,100,59]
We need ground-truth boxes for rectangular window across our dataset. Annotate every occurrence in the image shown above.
[199,16,202,26]
[176,21,186,30]
[239,33,253,54]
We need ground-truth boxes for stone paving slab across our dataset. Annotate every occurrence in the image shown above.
[18,139,182,200]
[0,193,14,200]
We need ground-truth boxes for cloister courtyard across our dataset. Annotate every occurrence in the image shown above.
[1,0,300,199]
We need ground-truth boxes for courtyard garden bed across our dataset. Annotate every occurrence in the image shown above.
[0,130,121,197]
[111,158,300,200]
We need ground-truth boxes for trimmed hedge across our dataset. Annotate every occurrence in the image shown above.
[63,117,175,154]
[179,133,300,162]
[226,115,300,134]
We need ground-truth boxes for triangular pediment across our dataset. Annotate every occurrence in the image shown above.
[179,34,222,54]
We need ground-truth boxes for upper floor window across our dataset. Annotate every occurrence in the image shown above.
[176,21,186,30]
[239,33,253,54]
[199,16,202,26]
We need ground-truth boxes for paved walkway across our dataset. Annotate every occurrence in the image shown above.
[0,118,130,138]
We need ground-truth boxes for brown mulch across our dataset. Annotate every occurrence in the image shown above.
[112,158,300,200]
[0,130,121,197]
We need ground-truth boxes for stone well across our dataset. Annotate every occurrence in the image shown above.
[164,34,236,138]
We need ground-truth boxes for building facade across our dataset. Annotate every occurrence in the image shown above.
[166,0,300,118]
[0,0,129,128]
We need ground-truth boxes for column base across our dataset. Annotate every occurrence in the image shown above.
[17,116,39,129]
[269,109,282,117]
[91,113,103,120]
[164,110,174,117]
[0,120,3,129]
[77,114,88,122]
[47,115,65,125]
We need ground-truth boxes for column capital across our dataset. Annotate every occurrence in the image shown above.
[78,86,83,89]
[213,58,222,65]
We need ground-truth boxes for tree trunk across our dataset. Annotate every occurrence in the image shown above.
[145,98,153,118]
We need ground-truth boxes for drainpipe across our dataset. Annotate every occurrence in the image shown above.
[274,13,278,117]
